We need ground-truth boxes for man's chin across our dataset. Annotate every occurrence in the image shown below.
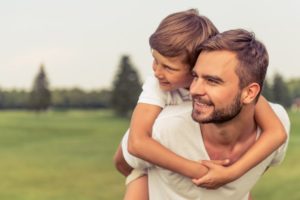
[191,112,212,123]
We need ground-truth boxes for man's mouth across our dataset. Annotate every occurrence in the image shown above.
[193,98,213,110]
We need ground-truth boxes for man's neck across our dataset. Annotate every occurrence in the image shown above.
[200,106,257,163]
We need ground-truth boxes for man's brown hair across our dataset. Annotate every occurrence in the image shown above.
[198,29,269,96]
[149,9,219,70]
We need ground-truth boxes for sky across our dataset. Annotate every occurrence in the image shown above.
[0,0,299,90]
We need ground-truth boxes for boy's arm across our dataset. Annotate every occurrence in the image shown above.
[248,193,253,200]
[229,95,287,176]
[113,143,133,176]
[128,103,209,178]
[192,95,287,188]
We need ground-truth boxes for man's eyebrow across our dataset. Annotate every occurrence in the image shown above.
[202,75,224,83]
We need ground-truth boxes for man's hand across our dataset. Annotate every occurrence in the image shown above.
[192,159,233,189]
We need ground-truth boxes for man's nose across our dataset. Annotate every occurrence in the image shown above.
[190,78,206,96]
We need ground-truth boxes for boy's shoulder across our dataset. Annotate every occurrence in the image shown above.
[140,75,191,107]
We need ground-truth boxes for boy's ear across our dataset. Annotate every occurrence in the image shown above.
[241,83,260,104]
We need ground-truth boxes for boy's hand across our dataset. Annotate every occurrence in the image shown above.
[192,159,234,189]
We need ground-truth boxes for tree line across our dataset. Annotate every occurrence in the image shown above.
[0,55,299,116]
[0,56,142,116]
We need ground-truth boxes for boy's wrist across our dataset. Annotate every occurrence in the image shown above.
[182,160,208,179]
[227,164,243,180]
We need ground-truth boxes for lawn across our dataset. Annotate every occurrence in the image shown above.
[0,109,299,200]
[0,110,128,200]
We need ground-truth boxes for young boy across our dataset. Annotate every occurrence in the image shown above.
[114,9,287,200]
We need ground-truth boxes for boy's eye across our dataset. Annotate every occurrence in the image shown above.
[164,66,173,70]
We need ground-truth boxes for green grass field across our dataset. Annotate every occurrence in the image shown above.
[0,109,299,200]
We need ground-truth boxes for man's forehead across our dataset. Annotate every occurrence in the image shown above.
[196,50,238,72]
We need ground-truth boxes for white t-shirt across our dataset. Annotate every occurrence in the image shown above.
[138,76,191,107]
[123,102,290,200]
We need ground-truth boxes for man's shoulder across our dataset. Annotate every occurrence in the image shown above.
[152,102,197,139]
[155,102,193,122]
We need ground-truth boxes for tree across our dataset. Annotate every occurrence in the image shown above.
[29,64,51,111]
[272,73,292,108]
[262,79,273,101]
[287,78,300,100]
[111,55,142,116]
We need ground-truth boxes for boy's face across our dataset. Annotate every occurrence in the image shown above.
[152,49,193,91]
[190,50,243,123]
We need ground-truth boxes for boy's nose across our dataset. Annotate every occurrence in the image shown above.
[153,66,164,79]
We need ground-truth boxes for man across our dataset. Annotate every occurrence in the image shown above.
[123,29,290,200]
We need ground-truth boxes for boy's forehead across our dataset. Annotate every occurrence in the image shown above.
[152,49,188,67]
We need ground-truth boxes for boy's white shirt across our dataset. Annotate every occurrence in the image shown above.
[122,75,290,199]
[138,75,191,107]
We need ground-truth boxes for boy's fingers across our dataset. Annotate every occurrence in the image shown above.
[192,177,205,186]
[201,159,230,166]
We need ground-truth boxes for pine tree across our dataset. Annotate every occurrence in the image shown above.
[272,73,292,108]
[111,55,142,116]
[29,64,51,111]
[262,79,273,101]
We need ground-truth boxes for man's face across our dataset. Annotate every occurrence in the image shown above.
[152,49,193,91]
[190,50,243,124]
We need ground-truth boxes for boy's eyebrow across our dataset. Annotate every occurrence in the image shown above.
[152,54,181,71]
[161,63,180,71]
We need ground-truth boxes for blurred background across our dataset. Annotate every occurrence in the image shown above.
[0,0,299,199]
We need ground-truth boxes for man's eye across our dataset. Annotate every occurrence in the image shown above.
[207,79,218,84]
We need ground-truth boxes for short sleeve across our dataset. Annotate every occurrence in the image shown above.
[268,103,291,166]
[138,76,167,108]
[121,130,152,169]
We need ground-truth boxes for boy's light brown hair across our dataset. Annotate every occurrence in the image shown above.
[149,9,219,70]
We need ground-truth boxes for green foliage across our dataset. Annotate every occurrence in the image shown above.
[0,89,29,109]
[262,79,273,100]
[287,78,300,99]
[272,73,292,108]
[29,64,51,111]
[111,55,142,116]
[0,88,111,110]
[51,88,111,109]
[262,74,296,107]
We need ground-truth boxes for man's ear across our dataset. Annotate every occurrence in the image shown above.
[241,83,260,104]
